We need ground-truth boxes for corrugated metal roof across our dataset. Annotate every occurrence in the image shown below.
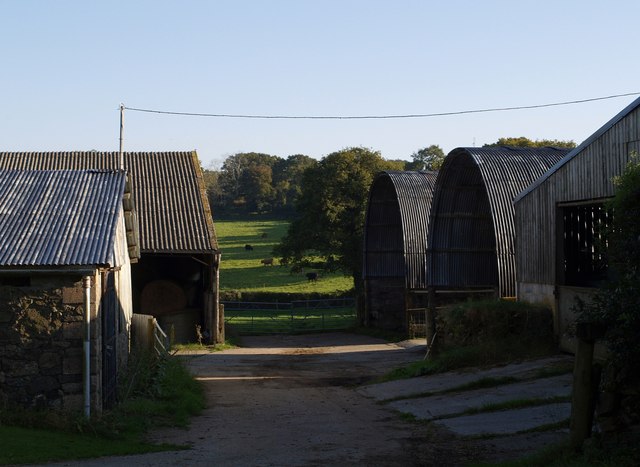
[0,170,126,267]
[515,95,640,203]
[364,171,438,289]
[0,152,218,254]
[427,146,569,296]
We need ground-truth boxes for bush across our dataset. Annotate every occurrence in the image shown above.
[439,299,554,349]
[578,155,640,389]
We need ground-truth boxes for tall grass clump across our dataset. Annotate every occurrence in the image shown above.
[439,299,555,359]
[112,350,205,433]
[382,299,556,381]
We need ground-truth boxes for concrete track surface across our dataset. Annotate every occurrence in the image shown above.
[33,333,573,466]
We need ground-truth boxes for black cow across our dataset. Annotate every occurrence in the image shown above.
[306,272,318,282]
[245,244,254,251]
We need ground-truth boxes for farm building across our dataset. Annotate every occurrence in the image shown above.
[0,169,138,413]
[514,97,640,349]
[427,146,569,299]
[0,151,222,344]
[363,171,438,331]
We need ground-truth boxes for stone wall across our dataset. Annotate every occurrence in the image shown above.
[365,278,407,331]
[0,281,88,411]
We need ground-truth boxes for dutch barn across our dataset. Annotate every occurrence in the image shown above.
[363,171,437,331]
[515,97,640,348]
[0,169,138,412]
[427,147,569,298]
[0,151,222,344]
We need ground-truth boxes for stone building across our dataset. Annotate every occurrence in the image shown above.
[0,151,222,344]
[0,169,139,414]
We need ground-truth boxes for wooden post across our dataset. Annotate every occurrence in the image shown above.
[146,316,154,353]
[218,303,225,343]
[570,322,606,450]
[425,287,437,357]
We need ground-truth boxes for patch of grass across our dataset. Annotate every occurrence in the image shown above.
[173,339,237,352]
[380,336,558,383]
[225,307,356,335]
[0,352,204,465]
[474,432,640,467]
[531,361,574,379]
[216,219,353,295]
[0,425,178,465]
[460,396,571,417]
[444,376,520,393]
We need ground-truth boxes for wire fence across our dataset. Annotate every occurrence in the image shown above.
[223,299,356,335]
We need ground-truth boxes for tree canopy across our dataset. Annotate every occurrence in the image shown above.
[275,147,403,291]
[204,152,318,215]
[483,136,576,149]
[406,145,446,170]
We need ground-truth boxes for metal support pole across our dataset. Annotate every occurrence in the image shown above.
[119,104,125,170]
[83,276,92,419]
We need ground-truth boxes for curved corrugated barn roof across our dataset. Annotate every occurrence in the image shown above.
[427,146,569,297]
[364,170,438,289]
[0,151,218,254]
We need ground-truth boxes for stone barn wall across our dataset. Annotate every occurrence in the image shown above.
[365,277,406,331]
[0,275,102,412]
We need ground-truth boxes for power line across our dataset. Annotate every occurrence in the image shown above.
[123,92,640,120]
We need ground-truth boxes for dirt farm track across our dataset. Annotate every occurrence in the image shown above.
[34,333,567,467]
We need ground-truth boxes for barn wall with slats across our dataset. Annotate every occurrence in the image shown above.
[428,147,568,297]
[515,98,640,288]
[363,171,437,330]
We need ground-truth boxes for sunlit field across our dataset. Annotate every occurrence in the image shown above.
[215,219,354,295]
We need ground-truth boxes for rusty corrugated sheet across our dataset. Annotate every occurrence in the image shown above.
[0,170,125,266]
[0,151,218,254]
[363,171,437,289]
[427,147,569,297]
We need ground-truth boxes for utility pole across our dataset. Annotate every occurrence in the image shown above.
[119,104,125,170]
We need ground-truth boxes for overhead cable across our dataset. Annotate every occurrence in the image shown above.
[123,91,640,120]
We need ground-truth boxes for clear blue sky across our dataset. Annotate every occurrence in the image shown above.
[2,1,639,168]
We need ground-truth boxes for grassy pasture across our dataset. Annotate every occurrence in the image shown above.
[225,307,357,335]
[216,219,353,295]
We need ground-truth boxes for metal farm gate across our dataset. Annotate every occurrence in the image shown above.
[223,298,356,335]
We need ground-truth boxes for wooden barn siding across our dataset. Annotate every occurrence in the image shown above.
[516,107,640,286]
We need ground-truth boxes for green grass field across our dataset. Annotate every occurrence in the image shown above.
[225,307,356,335]
[215,219,354,295]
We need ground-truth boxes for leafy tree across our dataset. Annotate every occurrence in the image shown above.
[217,152,280,211]
[240,164,275,212]
[483,136,576,149]
[202,168,223,208]
[275,147,401,317]
[578,155,640,388]
[272,154,318,213]
[406,145,446,170]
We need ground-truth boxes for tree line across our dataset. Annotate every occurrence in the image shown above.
[202,145,449,216]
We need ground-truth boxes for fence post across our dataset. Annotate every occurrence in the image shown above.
[570,322,605,450]
[426,287,438,357]
[147,316,154,353]
[218,303,225,343]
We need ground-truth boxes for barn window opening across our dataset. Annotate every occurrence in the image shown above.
[561,202,612,287]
